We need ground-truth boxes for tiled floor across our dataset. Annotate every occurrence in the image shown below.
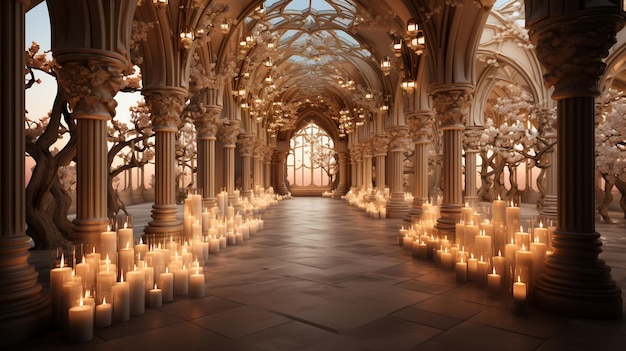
[14,197,626,350]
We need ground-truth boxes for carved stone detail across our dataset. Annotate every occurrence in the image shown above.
[432,90,473,129]
[386,126,412,152]
[350,146,362,162]
[190,103,221,138]
[144,88,186,131]
[219,120,241,146]
[532,19,621,99]
[371,134,389,155]
[237,134,256,156]
[407,112,435,143]
[361,142,373,158]
[56,58,125,118]
[463,128,482,152]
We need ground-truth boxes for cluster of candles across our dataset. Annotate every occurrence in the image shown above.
[50,188,286,343]
[400,197,555,312]
[343,188,390,219]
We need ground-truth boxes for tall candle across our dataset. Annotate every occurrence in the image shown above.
[96,267,116,304]
[111,278,129,323]
[67,298,94,342]
[101,230,117,265]
[492,251,505,281]
[118,243,134,279]
[474,231,493,262]
[530,237,547,278]
[75,256,95,294]
[149,283,163,308]
[463,223,479,253]
[455,258,468,283]
[95,297,112,328]
[126,267,145,316]
[492,197,506,224]
[440,248,453,270]
[477,256,488,288]
[173,266,189,296]
[118,226,134,251]
[209,236,220,253]
[189,268,205,298]
[50,256,72,325]
[135,238,148,262]
[515,227,531,250]
[515,244,534,294]
[487,267,502,295]
[158,268,174,303]
[62,279,83,332]
[506,203,521,229]
[467,254,478,281]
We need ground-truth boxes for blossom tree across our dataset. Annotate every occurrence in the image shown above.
[596,91,626,222]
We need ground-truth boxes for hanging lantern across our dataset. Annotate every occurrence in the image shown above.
[380,56,392,75]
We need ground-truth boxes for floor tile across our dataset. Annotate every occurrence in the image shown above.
[192,306,290,338]
[430,321,543,351]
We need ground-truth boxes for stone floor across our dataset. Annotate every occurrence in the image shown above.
[13,197,626,350]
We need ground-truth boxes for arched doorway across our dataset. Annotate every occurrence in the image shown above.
[286,122,337,196]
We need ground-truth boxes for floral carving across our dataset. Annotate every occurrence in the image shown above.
[144,90,186,131]
[219,120,240,146]
[407,112,435,143]
[371,135,389,155]
[463,128,482,152]
[432,90,472,128]
[386,126,412,152]
[237,134,257,156]
[56,59,124,118]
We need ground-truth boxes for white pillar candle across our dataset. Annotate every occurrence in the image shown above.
[504,239,517,283]
[96,268,116,305]
[62,279,83,332]
[461,205,473,224]
[118,227,134,250]
[67,299,94,343]
[463,223,478,253]
[173,267,189,296]
[158,268,174,303]
[227,205,235,219]
[515,244,534,294]
[209,236,220,253]
[135,238,148,262]
[515,228,531,250]
[118,243,134,279]
[242,224,250,240]
[126,268,146,316]
[75,256,95,294]
[402,235,412,250]
[101,230,117,265]
[505,204,521,229]
[467,254,478,281]
[228,231,236,245]
[455,258,468,283]
[50,258,73,325]
[142,265,154,303]
[455,222,465,247]
[474,231,493,263]
[149,283,163,308]
[219,235,227,249]
[202,210,211,233]
[111,279,129,323]
[95,298,112,328]
[492,252,505,282]
[530,238,547,278]
[477,257,488,288]
[513,275,527,307]
[189,269,205,298]
[440,248,453,270]
[492,198,506,224]
[487,268,502,295]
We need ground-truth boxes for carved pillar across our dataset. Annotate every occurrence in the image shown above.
[529,7,623,318]
[333,151,349,197]
[238,134,256,198]
[405,112,435,224]
[372,135,389,196]
[193,103,221,209]
[350,147,361,190]
[433,88,472,238]
[463,127,482,205]
[263,149,273,190]
[362,142,373,196]
[220,120,241,205]
[274,151,289,195]
[538,108,557,218]
[143,87,186,239]
[386,126,412,219]
[0,1,48,344]
[252,141,264,193]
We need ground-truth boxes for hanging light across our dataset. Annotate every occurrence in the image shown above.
[253,4,266,18]
[393,38,403,57]
[152,0,168,10]
[238,87,246,97]
[380,56,392,75]
[365,92,373,100]
[246,35,255,46]
[264,57,273,67]
[179,29,194,49]
[407,18,419,36]
[239,36,248,48]
[220,19,230,34]
[401,79,415,92]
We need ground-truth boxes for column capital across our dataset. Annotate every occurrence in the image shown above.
[237,133,256,156]
[463,127,482,152]
[530,11,624,99]
[143,87,187,132]
[361,141,373,158]
[56,56,125,119]
[219,120,241,146]
[431,88,473,129]
[371,134,389,156]
[407,111,435,144]
[190,102,222,139]
[386,126,412,152]
[349,146,362,162]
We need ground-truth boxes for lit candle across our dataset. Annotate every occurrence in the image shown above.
[75,255,94,295]
[474,230,493,263]
[505,202,521,230]
[487,267,502,295]
[219,235,227,249]
[118,242,134,279]
[111,276,129,323]
[417,241,428,258]
[492,251,505,281]
[158,267,174,303]
[530,237,547,278]
[477,256,488,288]
[467,254,478,281]
[461,203,473,223]
[455,220,465,248]
[118,226,134,252]
[463,222,479,253]
[515,226,531,250]
[209,235,220,253]
[101,229,117,265]
[515,244,534,294]
[95,297,112,328]
[126,265,145,316]
[149,283,163,308]
[189,268,205,298]
[50,254,72,325]
[173,266,189,296]
[513,275,527,305]
[135,237,148,262]
[402,234,413,250]
[440,248,453,270]
[504,238,516,284]
[96,265,116,305]
[67,297,94,342]
[455,257,468,283]
[492,196,506,224]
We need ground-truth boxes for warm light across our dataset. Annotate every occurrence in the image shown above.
[393,38,403,57]
[253,4,266,17]
[152,0,168,10]
[380,56,392,75]
[220,19,230,34]
[365,92,373,100]
[401,79,415,91]
[179,30,194,50]
[407,18,419,35]
[264,57,273,67]
[238,88,246,97]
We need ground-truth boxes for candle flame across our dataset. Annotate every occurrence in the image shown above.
[166,266,169,273]
[534,236,539,243]
[103,297,107,304]
[539,221,543,228]
[126,242,130,249]
[517,275,521,283]
[121,275,124,283]
[79,296,83,307]
[522,243,526,251]
[498,250,502,256]
[471,253,474,259]
[140,237,144,245]
[82,255,86,264]
[493,267,496,274]
[85,290,90,298]
[154,283,158,289]
[60,253,65,268]
[480,255,484,262]
[134,264,137,271]
[520,225,523,232]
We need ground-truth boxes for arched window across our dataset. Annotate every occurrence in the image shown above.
[287,123,336,189]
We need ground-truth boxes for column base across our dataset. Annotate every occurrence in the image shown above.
[534,230,622,319]
[333,184,348,198]
[539,195,558,219]
[0,235,50,346]
[203,197,217,210]
[145,204,182,241]
[403,206,423,225]
[436,204,462,240]
[387,195,410,219]
[72,218,109,250]
[463,196,479,207]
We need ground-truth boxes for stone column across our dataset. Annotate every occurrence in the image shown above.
[433,88,472,239]
[333,151,349,197]
[362,142,373,197]
[252,141,264,193]
[405,112,435,224]
[529,9,623,318]
[372,135,389,196]
[220,120,241,204]
[350,147,361,190]
[463,127,482,205]
[263,149,273,190]
[193,104,221,209]
[537,108,557,218]
[0,1,48,343]
[386,126,412,219]
[143,87,186,239]
[238,134,256,198]
[274,151,289,195]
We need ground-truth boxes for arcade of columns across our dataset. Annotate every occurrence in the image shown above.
[1,0,624,345]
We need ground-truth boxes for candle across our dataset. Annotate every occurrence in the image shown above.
[487,267,502,295]
[50,255,72,325]
[118,226,134,251]
[461,204,473,223]
[455,258,468,283]
[402,235,412,250]
[135,238,148,262]
[126,266,145,316]
[479,220,494,238]
[504,238,516,284]
[417,241,428,258]
[530,237,547,278]
[111,277,129,323]
[173,266,189,296]
[515,244,534,294]
[118,242,134,279]
[492,251,505,281]
[475,230,493,263]
[62,278,83,333]
[463,223,479,253]
[477,256,488,288]
[227,205,235,219]
[75,256,95,294]
[455,221,465,248]
[189,268,205,298]
[467,254,478,281]
[96,267,116,305]
[158,268,174,303]
[101,229,117,265]
[95,297,112,328]
[67,298,94,342]
[492,197,506,224]
[209,235,220,253]
[513,275,527,306]
[219,235,227,249]
[202,210,211,233]
[149,283,163,308]
[506,203,521,230]
[515,226,531,250]
[440,248,453,270]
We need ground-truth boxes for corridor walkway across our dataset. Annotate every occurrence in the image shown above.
[15,197,626,350]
